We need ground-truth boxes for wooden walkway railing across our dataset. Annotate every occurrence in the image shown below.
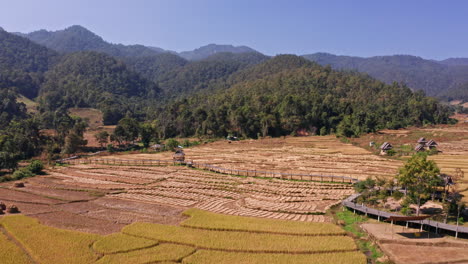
[343,193,468,238]
[59,158,359,184]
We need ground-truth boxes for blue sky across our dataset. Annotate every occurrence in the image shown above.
[1,0,467,59]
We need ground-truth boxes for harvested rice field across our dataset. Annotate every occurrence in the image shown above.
[0,163,354,227]
[112,136,402,179]
[0,209,365,264]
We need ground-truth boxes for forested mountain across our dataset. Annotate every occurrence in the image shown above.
[124,53,188,86]
[302,53,468,100]
[156,55,453,139]
[19,25,168,57]
[0,28,57,98]
[179,44,258,61]
[39,51,161,124]
[129,52,269,96]
[0,28,56,72]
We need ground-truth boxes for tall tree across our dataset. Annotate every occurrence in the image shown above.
[397,153,441,215]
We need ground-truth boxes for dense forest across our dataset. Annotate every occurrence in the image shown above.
[0,25,461,171]
[155,55,453,139]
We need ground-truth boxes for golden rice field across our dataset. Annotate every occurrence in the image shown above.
[0,209,365,264]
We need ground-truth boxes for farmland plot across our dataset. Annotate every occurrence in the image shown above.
[112,136,402,179]
[0,210,365,264]
[44,164,354,222]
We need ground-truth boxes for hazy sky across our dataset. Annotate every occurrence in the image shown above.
[1,0,467,59]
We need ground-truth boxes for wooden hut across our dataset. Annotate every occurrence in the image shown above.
[173,149,185,162]
[380,142,393,155]
[426,139,438,149]
[417,137,427,144]
[414,144,426,152]
[150,144,165,151]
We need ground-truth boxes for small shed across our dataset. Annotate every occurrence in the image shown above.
[173,149,185,162]
[417,137,427,144]
[150,144,165,151]
[380,142,393,155]
[414,144,426,152]
[426,139,438,149]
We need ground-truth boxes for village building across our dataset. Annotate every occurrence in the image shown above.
[414,144,425,152]
[414,138,438,152]
[426,139,438,149]
[379,142,393,155]
[417,137,427,145]
[173,149,185,162]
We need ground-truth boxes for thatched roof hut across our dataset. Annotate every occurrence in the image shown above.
[426,139,438,149]
[380,142,393,155]
[414,144,426,152]
[417,137,427,144]
[173,149,185,162]
[380,142,393,151]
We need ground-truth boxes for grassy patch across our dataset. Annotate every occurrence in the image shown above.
[183,250,366,264]
[0,230,32,264]
[182,209,345,235]
[96,243,194,264]
[0,215,99,264]
[335,208,385,263]
[93,233,158,254]
[123,222,356,253]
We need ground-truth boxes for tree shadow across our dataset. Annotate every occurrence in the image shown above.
[397,231,443,239]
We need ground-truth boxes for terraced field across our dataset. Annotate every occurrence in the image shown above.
[113,136,402,179]
[42,163,354,223]
[0,210,365,264]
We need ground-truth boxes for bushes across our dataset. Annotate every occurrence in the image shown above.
[165,139,180,151]
[1,160,44,182]
[11,168,34,181]
[27,160,44,174]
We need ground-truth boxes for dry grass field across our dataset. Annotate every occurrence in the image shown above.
[113,136,402,180]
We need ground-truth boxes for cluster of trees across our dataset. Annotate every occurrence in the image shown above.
[0,89,41,171]
[94,117,160,149]
[358,153,465,224]
[0,88,89,172]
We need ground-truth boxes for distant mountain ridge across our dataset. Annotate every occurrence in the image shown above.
[302,52,468,100]
[179,44,258,61]
[17,26,259,61]
[7,25,468,100]
[17,25,169,57]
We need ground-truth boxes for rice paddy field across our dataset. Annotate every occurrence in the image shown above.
[5,163,353,225]
[113,136,402,180]
[0,209,365,264]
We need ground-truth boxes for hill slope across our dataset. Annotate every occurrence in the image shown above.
[158,55,453,138]
[302,53,468,100]
[39,51,161,124]
[0,29,57,98]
